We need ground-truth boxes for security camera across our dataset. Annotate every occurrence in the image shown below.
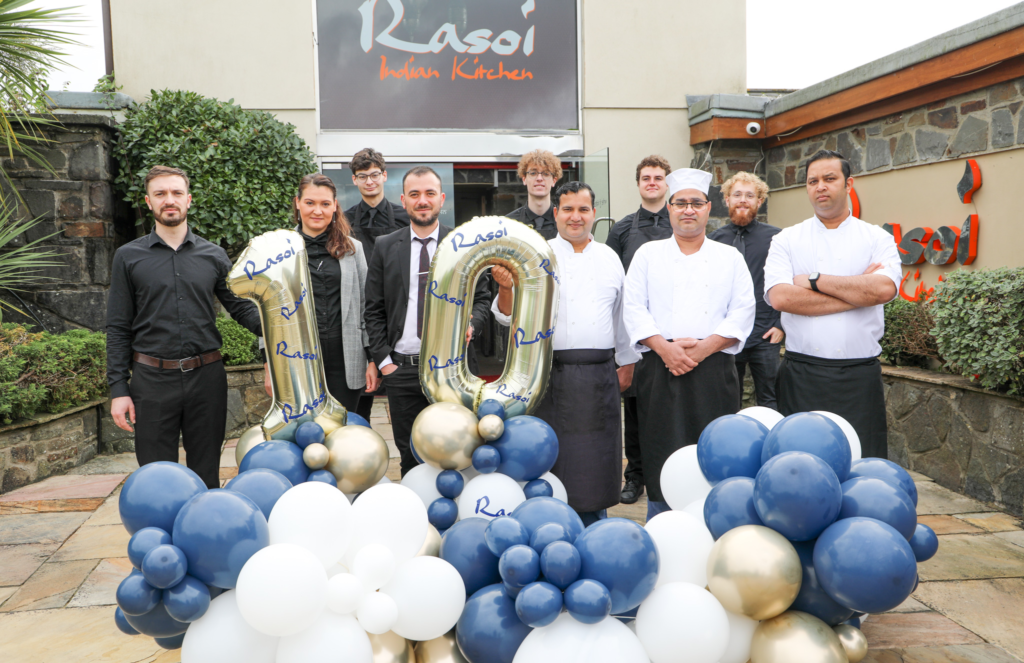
[746,122,762,136]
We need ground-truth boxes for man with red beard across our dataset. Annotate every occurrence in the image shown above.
[709,172,784,410]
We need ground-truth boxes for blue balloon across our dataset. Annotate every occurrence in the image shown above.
[813,517,918,614]
[697,414,769,484]
[529,522,571,554]
[306,469,338,487]
[761,412,852,482]
[239,441,309,486]
[411,441,424,464]
[226,469,293,520]
[574,518,659,614]
[472,445,502,474]
[114,606,139,635]
[523,479,553,499]
[909,524,939,562]
[754,451,842,542]
[839,477,917,540]
[123,601,189,638]
[564,579,612,624]
[154,632,187,650]
[515,581,563,627]
[163,575,211,623]
[484,516,531,557]
[490,416,559,481]
[848,458,918,506]
[457,584,532,663]
[117,571,160,616]
[293,421,325,449]
[510,497,585,541]
[613,605,639,619]
[429,497,459,530]
[499,544,540,588]
[142,544,188,589]
[842,616,862,629]
[347,413,371,428]
[119,462,207,535]
[172,489,269,588]
[439,518,502,596]
[539,540,581,589]
[503,581,522,599]
[436,470,465,499]
[478,399,507,421]
[703,477,764,540]
[789,541,855,626]
[127,527,172,569]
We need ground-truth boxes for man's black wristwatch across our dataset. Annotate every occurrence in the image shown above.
[809,272,821,292]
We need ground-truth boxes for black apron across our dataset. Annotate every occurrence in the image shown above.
[777,351,888,459]
[635,350,741,503]
[533,349,622,513]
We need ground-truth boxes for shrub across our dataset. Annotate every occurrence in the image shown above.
[112,90,316,256]
[216,313,258,366]
[880,298,941,366]
[0,324,107,424]
[930,267,1024,395]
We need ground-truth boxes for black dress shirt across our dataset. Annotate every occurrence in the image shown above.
[300,229,342,332]
[105,228,262,398]
[708,219,783,345]
[605,205,672,273]
[507,204,558,240]
[343,198,409,265]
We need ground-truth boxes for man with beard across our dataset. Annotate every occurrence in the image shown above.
[506,149,561,240]
[106,166,263,488]
[709,172,784,410]
[605,155,673,505]
[343,147,410,265]
[364,167,490,475]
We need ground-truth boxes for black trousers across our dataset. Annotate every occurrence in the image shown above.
[735,341,781,410]
[320,327,374,421]
[130,359,226,489]
[622,394,643,484]
[383,362,431,476]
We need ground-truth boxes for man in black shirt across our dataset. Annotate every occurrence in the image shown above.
[605,155,673,505]
[709,172,784,410]
[106,166,263,488]
[505,149,561,240]
[342,148,410,265]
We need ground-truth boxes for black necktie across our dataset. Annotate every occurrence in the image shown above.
[414,237,431,338]
[733,228,747,259]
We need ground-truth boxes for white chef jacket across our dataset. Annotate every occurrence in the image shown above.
[624,236,756,354]
[379,225,440,369]
[763,215,901,360]
[491,236,639,367]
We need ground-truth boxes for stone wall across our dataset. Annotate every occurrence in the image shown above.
[689,140,769,232]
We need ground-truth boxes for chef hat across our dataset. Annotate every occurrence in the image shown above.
[666,168,712,197]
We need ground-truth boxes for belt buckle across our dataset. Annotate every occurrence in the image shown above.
[409,355,418,366]
[179,356,197,372]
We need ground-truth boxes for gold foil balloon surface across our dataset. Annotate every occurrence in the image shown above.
[418,216,558,416]
[833,624,868,663]
[706,525,802,621]
[324,425,390,494]
[416,525,442,558]
[302,442,330,470]
[411,402,483,471]
[415,628,469,663]
[477,414,504,442]
[369,630,416,663]
[751,611,847,663]
[235,424,267,467]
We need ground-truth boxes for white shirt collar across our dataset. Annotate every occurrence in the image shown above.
[551,233,594,254]
[813,212,854,231]
[410,224,440,243]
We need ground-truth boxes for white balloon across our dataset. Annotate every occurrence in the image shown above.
[660,446,713,511]
[738,406,784,430]
[682,497,707,524]
[635,582,730,663]
[181,591,279,663]
[513,613,649,663]
[352,543,397,590]
[236,543,328,637]
[400,463,442,509]
[325,562,349,578]
[326,573,366,615]
[276,611,372,663]
[719,609,758,663]
[458,473,526,522]
[645,511,715,588]
[357,591,399,634]
[813,410,862,462]
[381,556,466,641]
[342,483,428,569]
[268,481,353,567]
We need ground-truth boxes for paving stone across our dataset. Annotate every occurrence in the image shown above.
[0,543,60,586]
[219,446,237,468]
[50,524,130,562]
[886,596,931,613]
[67,558,132,607]
[918,514,983,535]
[995,530,1024,549]
[81,494,123,527]
[0,498,104,515]
[0,474,125,503]
[916,481,995,515]
[0,586,15,607]
[956,512,1021,533]
[907,470,933,483]
[914,579,1024,660]
[866,644,1024,662]
[917,534,1024,581]
[0,512,90,545]
[219,467,238,482]
[0,560,98,612]
[861,611,983,649]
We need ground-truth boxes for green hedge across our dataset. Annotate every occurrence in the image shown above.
[881,299,941,367]
[216,313,259,366]
[0,325,107,425]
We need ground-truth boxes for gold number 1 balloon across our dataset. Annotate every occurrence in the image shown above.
[227,229,348,440]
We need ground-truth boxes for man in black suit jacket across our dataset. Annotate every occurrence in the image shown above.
[365,166,489,475]
[343,148,410,266]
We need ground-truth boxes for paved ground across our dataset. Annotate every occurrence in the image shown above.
[0,399,1022,663]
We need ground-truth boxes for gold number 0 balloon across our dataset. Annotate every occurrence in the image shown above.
[419,216,559,417]
[227,229,348,440]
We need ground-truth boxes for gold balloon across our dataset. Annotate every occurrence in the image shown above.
[707,525,802,621]
[302,442,330,470]
[751,611,847,663]
[324,425,390,493]
[417,524,442,557]
[369,630,416,663]
[477,414,504,442]
[313,413,344,438]
[833,624,868,663]
[235,425,268,467]
[410,402,483,470]
[415,628,469,663]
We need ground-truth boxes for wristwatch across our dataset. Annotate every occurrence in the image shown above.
[809,272,821,292]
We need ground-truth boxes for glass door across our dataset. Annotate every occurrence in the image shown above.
[580,148,612,242]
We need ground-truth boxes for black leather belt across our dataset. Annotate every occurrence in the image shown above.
[133,350,222,372]
[391,352,420,366]
[552,349,615,365]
